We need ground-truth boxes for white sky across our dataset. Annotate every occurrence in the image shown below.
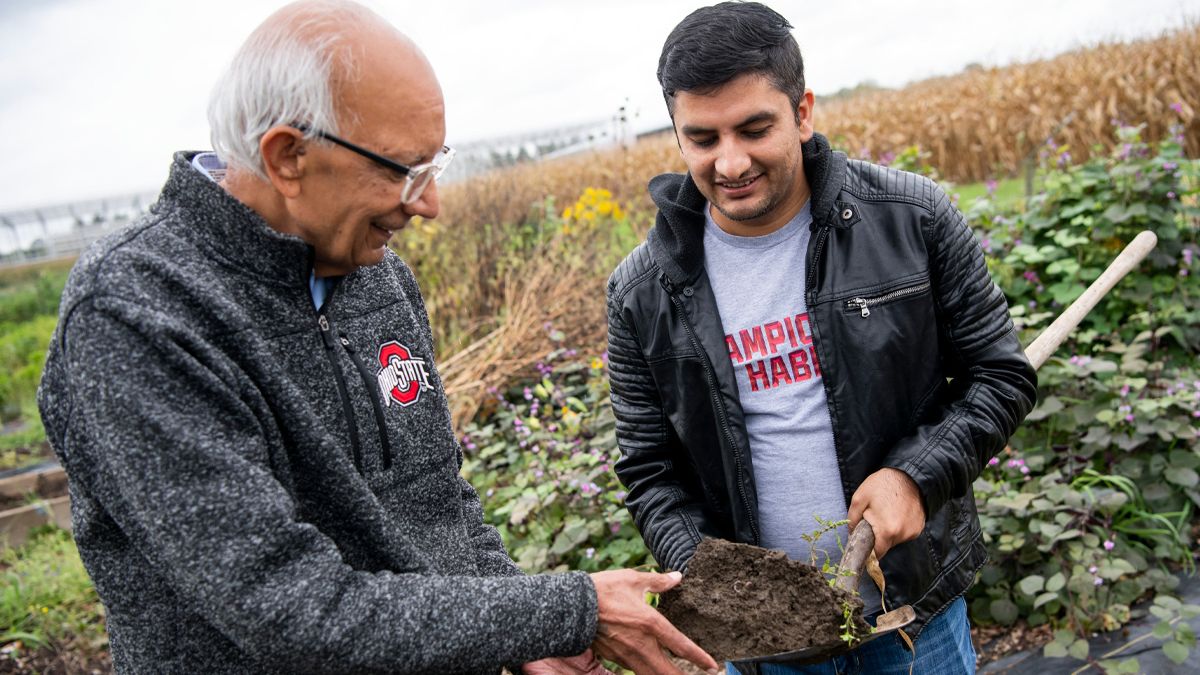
[0,0,1197,212]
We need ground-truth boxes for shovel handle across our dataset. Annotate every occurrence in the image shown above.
[835,519,874,593]
[1023,231,1158,370]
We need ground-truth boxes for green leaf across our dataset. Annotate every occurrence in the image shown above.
[1069,638,1090,660]
[1116,657,1141,673]
[1162,640,1189,665]
[1153,621,1175,640]
[1034,591,1060,609]
[1019,575,1046,596]
[1043,642,1069,658]
[1164,467,1199,488]
[1046,572,1066,592]
[990,598,1019,625]
[1027,396,1065,421]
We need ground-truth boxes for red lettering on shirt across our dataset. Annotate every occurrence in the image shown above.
[740,327,767,360]
[746,360,771,391]
[727,312,822,393]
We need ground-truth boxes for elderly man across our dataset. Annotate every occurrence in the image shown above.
[37,2,716,674]
[606,2,1037,673]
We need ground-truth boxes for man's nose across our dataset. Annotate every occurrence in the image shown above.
[403,181,441,220]
[714,139,751,180]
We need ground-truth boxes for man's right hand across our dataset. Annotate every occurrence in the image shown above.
[588,569,718,674]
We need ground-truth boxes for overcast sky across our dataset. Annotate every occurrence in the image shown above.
[1,0,1197,212]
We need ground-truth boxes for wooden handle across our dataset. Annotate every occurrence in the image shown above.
[1023,231,1158,370]
[835,519,874,593]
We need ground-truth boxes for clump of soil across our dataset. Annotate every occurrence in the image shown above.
[659,538,871,662]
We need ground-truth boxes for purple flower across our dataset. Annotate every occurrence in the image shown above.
[1163,162,1178,171]
[987,457,1000,467]
[1104,539,1115,551]
[1192,410,1200,418]
[486,489,494,497]
[1094,577,1104,586]
[1168,191,1177,200]
[1170,102,1184,114]
[585,547,595,559]
[615,491,627,501]
[1028,300,1037,308]
[513,418,522,427]
[610,523,621,534]
[523,387,533,401]
[535,470,544,478]
[1020,466,1030,475]
[1088,565,1098,574]
[986,179,998,195]
[1125,414,1135,423]
[1182,249,1193,266]
[1120,385,1130,397]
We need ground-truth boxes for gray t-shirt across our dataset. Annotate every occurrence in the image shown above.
[703,202,882,614]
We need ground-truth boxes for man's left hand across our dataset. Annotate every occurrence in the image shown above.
[847,467,926,559]
[522,649,614,675]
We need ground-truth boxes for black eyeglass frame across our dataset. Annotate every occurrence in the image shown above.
[294,124,454,204]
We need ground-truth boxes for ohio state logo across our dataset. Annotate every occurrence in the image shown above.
[376,341,431,407]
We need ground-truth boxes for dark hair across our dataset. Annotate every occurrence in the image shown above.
[658,1,804,116]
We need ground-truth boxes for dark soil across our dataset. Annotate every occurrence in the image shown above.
[659,538,871,662]
[0,646,111,674]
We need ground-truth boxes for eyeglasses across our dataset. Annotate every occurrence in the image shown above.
[295,125,455,204]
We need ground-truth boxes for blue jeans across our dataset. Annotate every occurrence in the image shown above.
[727,596,976,675]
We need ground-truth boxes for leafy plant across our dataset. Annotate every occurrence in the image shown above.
[966,117,1200,671]
[463,336,652,574]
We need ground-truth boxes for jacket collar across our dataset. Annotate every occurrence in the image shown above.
[157,151,315,286]
[647,131,847,287]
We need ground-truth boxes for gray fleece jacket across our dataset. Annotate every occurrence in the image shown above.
[37,151,598,674]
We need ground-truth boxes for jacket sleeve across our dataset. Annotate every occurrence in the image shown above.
[458,472,524,577]
[881,185,1038,517]
[49,294,596,673]
[606,286,713,572]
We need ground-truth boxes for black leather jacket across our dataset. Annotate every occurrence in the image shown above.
[605,133,1037,637]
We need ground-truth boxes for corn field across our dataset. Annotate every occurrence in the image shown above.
[820,24,1200,183]
[413,25,1200,428]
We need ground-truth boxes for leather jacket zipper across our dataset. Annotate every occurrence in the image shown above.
[318,314,364,472]
[665,279,760,545]
[338,333,395,470]
[845,281,931,318]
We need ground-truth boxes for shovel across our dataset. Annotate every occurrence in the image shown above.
[727,520,916,672]
[726,231,1159,673]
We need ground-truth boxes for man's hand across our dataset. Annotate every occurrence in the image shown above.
[848,467,926,559]
[589,569,718,675]
[522,649,614,674]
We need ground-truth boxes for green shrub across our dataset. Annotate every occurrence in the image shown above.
[966,118,1200,669]
[463,336,652,574]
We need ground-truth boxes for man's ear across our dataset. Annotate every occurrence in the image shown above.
[259,126,306,198]
[796,89,816,142]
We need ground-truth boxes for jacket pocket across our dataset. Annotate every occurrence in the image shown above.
[842,280,931,318]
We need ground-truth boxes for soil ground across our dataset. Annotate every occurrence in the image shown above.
[659,538,871,663]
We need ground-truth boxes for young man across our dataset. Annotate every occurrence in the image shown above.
[606,3,1037,672]
[37,2,717,673]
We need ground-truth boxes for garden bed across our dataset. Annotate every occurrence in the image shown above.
[0,463,70,549]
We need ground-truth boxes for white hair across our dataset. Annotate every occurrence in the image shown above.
[207,0,378,178]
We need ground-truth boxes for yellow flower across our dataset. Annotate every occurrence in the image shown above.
[613,205,624,220]
[597,201,613,216]
[562,206,573,220]
[590,357,603,370]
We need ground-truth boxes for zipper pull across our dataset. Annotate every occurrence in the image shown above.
[852,298,870,318]
[339,333,354,351]
[318,315,336,348]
